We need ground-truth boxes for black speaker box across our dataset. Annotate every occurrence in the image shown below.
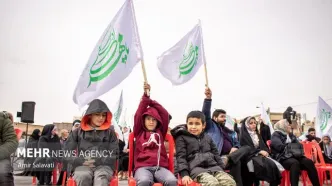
[21,102,36,123]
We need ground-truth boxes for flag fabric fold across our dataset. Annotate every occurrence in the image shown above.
[157,22,206,85]
[73,0,143,108]
[315,96,332,137]
[260,103,275,134]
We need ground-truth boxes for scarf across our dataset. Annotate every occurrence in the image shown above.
[274,119,291,143]
[245,117,259,148]
[322,134,332,159]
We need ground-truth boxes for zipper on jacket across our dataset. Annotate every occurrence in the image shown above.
[198,138,202,152]
[93,128,96,140]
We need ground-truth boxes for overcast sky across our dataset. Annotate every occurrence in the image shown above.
[1,0,332,127]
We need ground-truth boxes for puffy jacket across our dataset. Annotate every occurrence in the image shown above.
[171,124,224,179]
[270,131,298,161]
[133,93,169,171]
[0,111,18,160]
[202,99,240,155]
[0,112,17,186]
[65,99,119,170]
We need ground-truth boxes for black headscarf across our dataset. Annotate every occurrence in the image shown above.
[30,129,40,140]
[240,117,268,152]
[41,124,56,139]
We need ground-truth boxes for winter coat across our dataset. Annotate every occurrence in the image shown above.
[171,124,224,179]
[270,131,298,161]
[0,111,18,160]
[65,99,119,171]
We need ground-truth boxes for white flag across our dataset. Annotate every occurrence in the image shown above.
[260,103,275,134]
[112,117,124,141]
[119,108,127,127]
[113,90,123,124]
[73,0,143,108]
[157,22,205,85]
[315,97,332,137]
[225,115,235,131]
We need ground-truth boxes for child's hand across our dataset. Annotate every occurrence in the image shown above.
[83,159,95,167]
[144,82,151,94]
[259,150,269,157]
[182,176,193,185]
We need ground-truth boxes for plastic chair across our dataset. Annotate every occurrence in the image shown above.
[66,160,119,186]
[268,140,307,186]
[32,164,59,185]
[14,128,23,141]
[177,174,201,186]
[310,142,332,185]
[127,132,176,186]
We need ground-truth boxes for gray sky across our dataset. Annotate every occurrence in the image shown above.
[1,0,332,126]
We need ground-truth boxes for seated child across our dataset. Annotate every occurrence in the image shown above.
[65,99,118,186]
[171,111,236,186]
[133,83,177,186]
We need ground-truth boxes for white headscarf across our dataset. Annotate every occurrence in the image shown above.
[274,119,291,143]
[245,117,260,148]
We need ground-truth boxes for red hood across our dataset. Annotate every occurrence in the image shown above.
[142,107,162,130]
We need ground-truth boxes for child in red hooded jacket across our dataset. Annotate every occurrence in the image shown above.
[133,83,177,186]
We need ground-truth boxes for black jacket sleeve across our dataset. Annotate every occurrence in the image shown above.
[175,136,189,177]
[271,133,286,153]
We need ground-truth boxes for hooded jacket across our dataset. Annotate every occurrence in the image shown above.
[65,99,118,170]
[171,124,223,179]
[133,93,169,171]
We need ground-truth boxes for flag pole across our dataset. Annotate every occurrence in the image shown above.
[199,19,209,88]
[204,62,209,87]
[140,60,150,96]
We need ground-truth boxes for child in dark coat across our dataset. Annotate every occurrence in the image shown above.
[171,111,236,186]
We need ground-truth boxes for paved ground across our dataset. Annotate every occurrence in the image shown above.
[14,175,128,186]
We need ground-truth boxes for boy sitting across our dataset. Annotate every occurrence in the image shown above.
[133,83,177,186]
[171,111,236,186]
[65,99,118,186]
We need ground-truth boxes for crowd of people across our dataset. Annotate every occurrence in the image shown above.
[0,83,331,186]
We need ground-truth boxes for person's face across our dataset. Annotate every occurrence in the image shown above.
[187,117,205,136]
[74,124,80,130]
[309,131,316,137]
[90,112,107,127]
[323,136,330,144]
[248,119,257,131]
[286,125,292,134]
[122,127,128,133]
[51,127,57,135]
[62,130,69,138]
[213,113,226,125]
[144,115,157,131]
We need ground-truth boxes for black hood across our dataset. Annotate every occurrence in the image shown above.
[41,124,55,137]
[72,119,81,126]
[286,106,293,112]
[85,99,110,116]
[30,129,40,140]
